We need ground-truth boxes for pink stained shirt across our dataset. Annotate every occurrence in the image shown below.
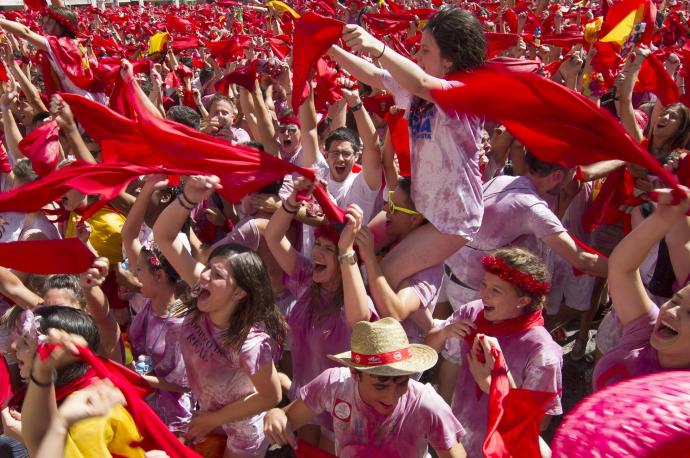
[441,300,563,457]
[445,175,566,292]
[284,255,378,401]
[381,71,484,239]
[179,313,276,454]
[401,264,443,344]
[128,301,192,432]
[592,307,665,391]
[300,367,465,458]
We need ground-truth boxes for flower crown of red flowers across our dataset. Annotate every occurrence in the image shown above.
[481,256,550,297]
[43,7,79,35]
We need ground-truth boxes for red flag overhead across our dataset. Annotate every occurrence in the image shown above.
[291,12,343,111]
[636,54,680,107]
[61,83,346,223]
[431,67,679,188]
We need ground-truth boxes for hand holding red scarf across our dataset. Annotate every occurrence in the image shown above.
[35,331,200,458]
[481,345,557,458]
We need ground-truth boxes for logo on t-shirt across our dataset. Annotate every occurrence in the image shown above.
[333,399,352,423]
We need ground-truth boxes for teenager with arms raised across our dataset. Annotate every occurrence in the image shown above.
[153,175,285,458]
[328,8,487,289]
[264,178,375,452]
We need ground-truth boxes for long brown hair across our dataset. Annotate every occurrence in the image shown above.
[192,244,287,351]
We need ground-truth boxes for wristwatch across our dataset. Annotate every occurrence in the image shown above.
[338,251,358,265]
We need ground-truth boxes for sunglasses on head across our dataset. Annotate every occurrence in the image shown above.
[386,190,420,216]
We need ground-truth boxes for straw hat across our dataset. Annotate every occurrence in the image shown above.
[328,318,438,377]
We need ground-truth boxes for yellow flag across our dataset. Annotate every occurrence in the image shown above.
[267,0,301,19]
[148,31,170,55]
[599,5,645,45]
[584,17,603,43]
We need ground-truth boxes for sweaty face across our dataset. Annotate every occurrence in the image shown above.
[416,30,452,78]
[326,139,357,183]
[196,256,245,324]
[650,285,690,367]
[479,272,530,322]
[355,371,410,415]
[384,188,419,241]
[10,332,37,380]
[41,16,62,36]
[135,253,158,299]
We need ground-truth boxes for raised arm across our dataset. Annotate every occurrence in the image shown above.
[264,180,305,276]
[328,45,386,90]
[296,85,321,168]
[3,45,47,113]
[1,84,24,163]
[338,205,372,326]
[152,175,216,287]
[121,174,169,266]
[608,188,690,325]
[79,258,121,363]
[341,25,446,100]
[0,266,42,310]
[50,95,97,164]
[0,18,47,52]
[342,87,382,191]
[356,226,420,321]
[614,49,649,142]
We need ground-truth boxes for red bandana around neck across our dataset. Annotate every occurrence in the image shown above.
[465,308,545,346]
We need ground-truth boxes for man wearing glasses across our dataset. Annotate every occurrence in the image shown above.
[298,88,383,225]
[355,177,443,350]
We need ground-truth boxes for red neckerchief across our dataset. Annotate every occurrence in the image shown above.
[465,309,545,347]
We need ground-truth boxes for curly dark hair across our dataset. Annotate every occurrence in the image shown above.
[192,244,287,351]
[425,8,486,73]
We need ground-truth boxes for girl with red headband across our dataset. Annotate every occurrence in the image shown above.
[265,177,376,453]
[426,247,562,457]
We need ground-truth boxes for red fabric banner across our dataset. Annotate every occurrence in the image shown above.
[484,348,556,458]
[431,67,679,189]
[291,12,343,111]
[18,120,61,177]
[0,239,95,274]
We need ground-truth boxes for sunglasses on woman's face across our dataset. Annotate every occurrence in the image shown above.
[386,190,420,216]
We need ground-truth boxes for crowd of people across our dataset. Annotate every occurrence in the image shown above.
[0,0,688,456]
